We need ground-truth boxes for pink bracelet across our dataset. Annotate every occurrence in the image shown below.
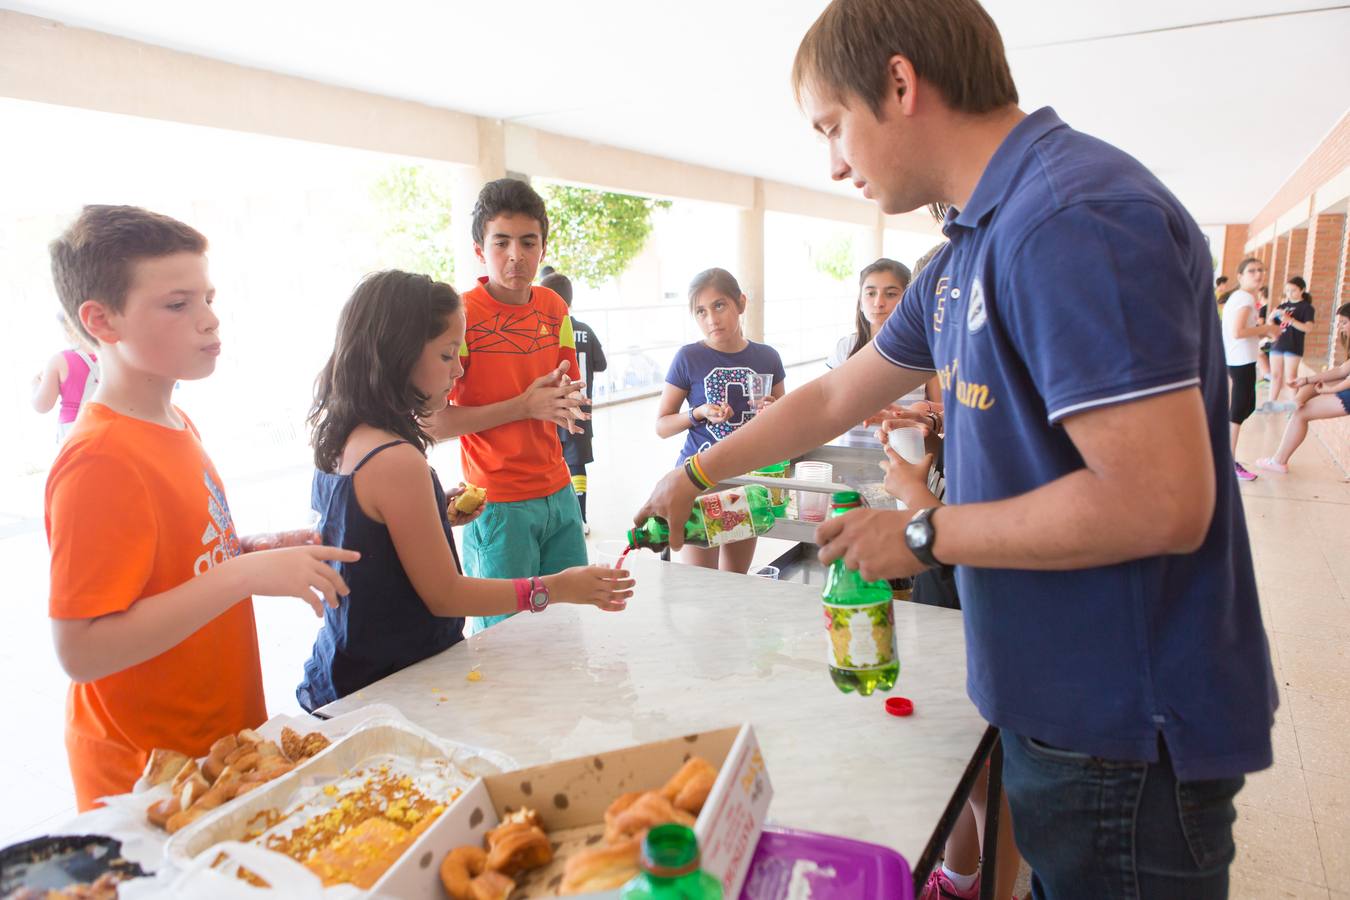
[513,578,532,613]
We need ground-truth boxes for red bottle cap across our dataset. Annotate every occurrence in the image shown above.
[885,697,914,717]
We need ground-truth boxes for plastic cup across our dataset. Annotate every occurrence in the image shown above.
[752,565,780,580]
[594,539,631,569]
[887,427,927,464]
[252,509,322,550]
[795,461,834,523]
[747,373,774,407]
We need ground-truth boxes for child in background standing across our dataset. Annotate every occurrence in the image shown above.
[31,314,101,443]
[425,178,590,633]
[655,268,785,573]
[541,272,607,535]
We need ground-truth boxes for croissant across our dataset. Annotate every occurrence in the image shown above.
[469,869,515,900]
[559,838,641,895]
[142,749,190,787]
[603,791,695,845]
[661,757,717,803]
[484,821,553,875]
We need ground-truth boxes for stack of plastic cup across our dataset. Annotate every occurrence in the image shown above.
[794,460,834,522]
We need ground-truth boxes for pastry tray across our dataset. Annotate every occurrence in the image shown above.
[163,716,513,873]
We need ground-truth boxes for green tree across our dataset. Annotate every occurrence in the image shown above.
[811,233,855,282]
[542,184,671,287]
[371,164,454,283]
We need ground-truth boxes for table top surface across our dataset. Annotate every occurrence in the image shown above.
[319,555,987,863]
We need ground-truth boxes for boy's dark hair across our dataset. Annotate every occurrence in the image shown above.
[1216,276,1229,287]
[310,270,461,472]
[540,272,573,305]
[851,258,912,358]
[540,265,557,278]
[49,205,208,342]
[471,178,549,246]
[792,0,1017,118]
[687,268,744,314]
[1238,257,1261,275]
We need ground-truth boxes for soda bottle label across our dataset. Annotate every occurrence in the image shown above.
[823,600,896,671]
[695,490,754,547]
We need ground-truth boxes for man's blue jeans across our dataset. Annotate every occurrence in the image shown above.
[1001,730,1244,900]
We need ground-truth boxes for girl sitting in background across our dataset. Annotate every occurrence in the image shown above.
[1258,303,1350,474]
[297,270,632,710]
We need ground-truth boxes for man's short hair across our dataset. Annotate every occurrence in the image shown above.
[471,178,549,247]
[1216,276,1229,287]
[792,0,1018,117]
[540,272,573,305]
[49,205,208,342]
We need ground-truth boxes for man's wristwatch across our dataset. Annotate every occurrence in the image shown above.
[904,507,942,569]
[527,576,550,613]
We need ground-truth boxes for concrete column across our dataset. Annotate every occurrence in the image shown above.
[739,178,767,342]
[451,118,508,289]
[872,210,886,262]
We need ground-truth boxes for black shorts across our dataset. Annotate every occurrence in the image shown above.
[1228,363,1256,425]
[562,435,593,469]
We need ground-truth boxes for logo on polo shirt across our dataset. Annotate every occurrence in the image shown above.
[967,278,987,333]
[933,276,950,332]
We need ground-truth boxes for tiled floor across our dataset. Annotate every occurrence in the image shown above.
[1,371,1346,898]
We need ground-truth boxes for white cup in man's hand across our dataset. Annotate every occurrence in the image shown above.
[887,426,927,464]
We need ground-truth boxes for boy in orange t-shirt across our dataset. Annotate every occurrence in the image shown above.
[45,206,359,809]
[427,179,589,633]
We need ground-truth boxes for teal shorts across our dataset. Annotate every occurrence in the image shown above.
[462,484,587,632]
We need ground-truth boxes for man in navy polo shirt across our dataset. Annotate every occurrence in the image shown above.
[635,0,1275,896]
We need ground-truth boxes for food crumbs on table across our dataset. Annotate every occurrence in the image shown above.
[466,669,483,682]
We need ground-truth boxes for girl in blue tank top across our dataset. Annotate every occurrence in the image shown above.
[297,270,634,711]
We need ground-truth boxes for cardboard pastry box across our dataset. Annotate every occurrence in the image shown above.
[375,723,771,898]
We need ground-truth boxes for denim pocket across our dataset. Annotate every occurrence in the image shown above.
[1021,735,1098,765]
[1176,776,1243,871]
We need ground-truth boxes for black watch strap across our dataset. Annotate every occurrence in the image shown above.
[906,507,942,569]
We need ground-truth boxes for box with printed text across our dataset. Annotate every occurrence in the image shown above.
[375,723,771,898]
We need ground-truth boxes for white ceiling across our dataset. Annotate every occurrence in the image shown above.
[4,0,1348,224]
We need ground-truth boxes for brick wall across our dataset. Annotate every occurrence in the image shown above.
[1221,224,1248,280]
[1248,111,1350,240]
[1271,234,1289,307]
[1302,213,1346,366]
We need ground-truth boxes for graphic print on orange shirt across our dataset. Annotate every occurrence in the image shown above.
[451,281,578,503]
[466,306,567,355]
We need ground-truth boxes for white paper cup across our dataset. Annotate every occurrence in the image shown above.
[887,427,927,464]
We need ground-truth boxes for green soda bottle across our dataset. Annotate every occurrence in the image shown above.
[627,484,776,551]
[822,491,900,696]
[620,824,723,899]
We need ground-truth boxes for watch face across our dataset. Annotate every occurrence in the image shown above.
[529,590,549,612]
[905,518,930,548]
